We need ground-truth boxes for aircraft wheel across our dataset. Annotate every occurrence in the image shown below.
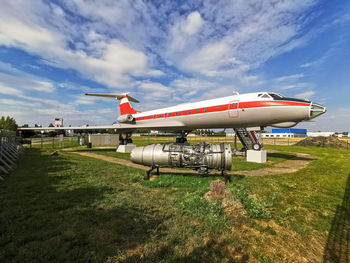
[252,143,261,151]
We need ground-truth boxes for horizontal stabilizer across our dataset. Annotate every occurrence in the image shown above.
[85,93,139,103]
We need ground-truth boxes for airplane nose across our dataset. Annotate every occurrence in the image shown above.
[309,102,326,119]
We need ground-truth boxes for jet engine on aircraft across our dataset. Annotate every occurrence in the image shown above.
[130,142,232,174]
[117,114,134,124]
[270,122,298,128]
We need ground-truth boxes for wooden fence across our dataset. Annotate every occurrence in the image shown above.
[0,130,23,180]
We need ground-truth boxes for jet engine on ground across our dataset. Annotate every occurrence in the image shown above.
[130,142,232,175]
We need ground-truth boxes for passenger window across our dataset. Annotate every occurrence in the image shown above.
[232,103,235,107]
[175,112,178,115]
[216,106,219,109]
[188,110,191,114]
[196,109,199,113]
[203,108,207,112]
[182,111,184,115]
[169,113,172,116]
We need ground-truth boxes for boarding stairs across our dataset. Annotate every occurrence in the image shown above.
[234,128,262,151]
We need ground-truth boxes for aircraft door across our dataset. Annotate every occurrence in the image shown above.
[228,100,239,118]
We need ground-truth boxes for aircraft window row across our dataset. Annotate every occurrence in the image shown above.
[136,104,226,120]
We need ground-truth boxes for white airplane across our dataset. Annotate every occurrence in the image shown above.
[19,91,326,147]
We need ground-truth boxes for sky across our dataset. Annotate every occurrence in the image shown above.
[0,0,349,132]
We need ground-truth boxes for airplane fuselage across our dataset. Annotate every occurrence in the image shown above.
[131,92,325,130]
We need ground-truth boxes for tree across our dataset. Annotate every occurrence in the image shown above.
[0,116,18,131]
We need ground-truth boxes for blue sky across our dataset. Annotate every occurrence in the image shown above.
[0,0,349,131]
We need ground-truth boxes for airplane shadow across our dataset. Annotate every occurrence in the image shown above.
[268,152,315,161]
[323,172,350,263]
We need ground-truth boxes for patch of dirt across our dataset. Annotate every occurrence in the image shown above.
[204,180,227,201]
[205,180,246,219]
[69,151,316,178]
[236,152,316,177]
[296,136,348,148]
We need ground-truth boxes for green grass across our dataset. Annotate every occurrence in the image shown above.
[1,145,349,262]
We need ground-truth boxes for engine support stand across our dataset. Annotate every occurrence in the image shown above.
[222,170,231,184]
[145,166,160,180]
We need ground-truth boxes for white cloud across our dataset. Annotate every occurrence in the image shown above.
[295,91,315,100]
[136,81,174,101]
[0,1,161,88]
[0,85,24,96]
[274,74,305,83]
[183,11,203,35]
[164,0,317,82]
[0,62,55,93]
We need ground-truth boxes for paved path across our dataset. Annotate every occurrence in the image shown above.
[68,151,316,177]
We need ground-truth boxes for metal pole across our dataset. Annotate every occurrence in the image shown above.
[148,131,150,145]
[234,133,237,151]
[41,134,43,148]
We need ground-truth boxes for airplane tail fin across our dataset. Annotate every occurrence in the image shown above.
[85,93,141,115]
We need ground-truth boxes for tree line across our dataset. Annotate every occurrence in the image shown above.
[0,116,18,131]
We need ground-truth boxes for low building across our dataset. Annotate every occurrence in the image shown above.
[307,131,335,137]
[262,128,307,138]
[88,134,119,146]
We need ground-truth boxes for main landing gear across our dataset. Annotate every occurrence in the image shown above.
[116,133,136,153]
[119,133,133,145]
[175,131,191,145]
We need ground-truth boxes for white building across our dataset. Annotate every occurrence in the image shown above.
[307,132,335,137]
[54,118,63,127]
[261,133,295,138]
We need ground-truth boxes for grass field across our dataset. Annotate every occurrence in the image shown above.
[1,144,349,262]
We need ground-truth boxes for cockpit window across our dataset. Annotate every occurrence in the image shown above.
[268,93,284,100]
[258,93,271,99]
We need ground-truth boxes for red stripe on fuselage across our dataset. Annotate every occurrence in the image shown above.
[134,100,310,121]
[239,100,310,109]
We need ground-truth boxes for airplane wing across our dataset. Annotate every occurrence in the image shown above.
[18,121,186,132]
